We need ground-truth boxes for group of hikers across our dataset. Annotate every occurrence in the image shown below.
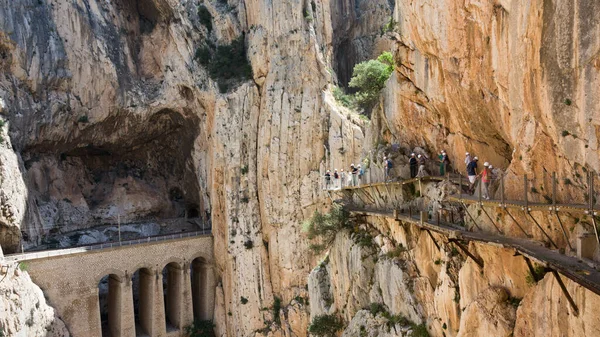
[324,163,364,188]
[324,149,499,199]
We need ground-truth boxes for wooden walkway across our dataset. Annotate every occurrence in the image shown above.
[347,207,600,298]
[449,194,589,213]
[335,173,592,214]
[335,175,468,191]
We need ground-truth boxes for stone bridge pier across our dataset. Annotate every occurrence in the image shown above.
[21,235,215,337]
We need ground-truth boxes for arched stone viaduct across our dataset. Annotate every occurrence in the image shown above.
[20,234,215,337]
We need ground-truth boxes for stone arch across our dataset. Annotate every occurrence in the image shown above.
[160,257,185,270]
[127,263,157,277]
[132,267,156,336]
[190,255,211,321]
[97,272,126,337]
[94,268,126,286]
[187,253,211,265]
[162,261,184,331]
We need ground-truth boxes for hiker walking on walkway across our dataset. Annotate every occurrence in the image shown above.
[351,164,358,186]
[325,170,331,189]
[464,152,471,173]
[340,169,346,188]
[384,156,393,182]
[358,164,364,184]
[467,157,478,194]
[334,169,340,189]
[439,150,450,176]
[409,153,418,178]
[481,162,491,199]
[417,154,427,178]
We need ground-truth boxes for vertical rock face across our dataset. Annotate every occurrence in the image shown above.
[375,0,600,198]
[0,0,364,334]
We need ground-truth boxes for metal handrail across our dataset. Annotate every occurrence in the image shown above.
[2,229,212,262]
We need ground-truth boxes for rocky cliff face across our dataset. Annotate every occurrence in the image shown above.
[308,210,600,337]
[0,0,600,336]
[0,262,69,337]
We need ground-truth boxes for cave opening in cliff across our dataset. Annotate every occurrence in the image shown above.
[21,108,203,248]
[163,262,183,332]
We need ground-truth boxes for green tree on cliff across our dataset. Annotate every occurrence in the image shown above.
[349,51,394,108]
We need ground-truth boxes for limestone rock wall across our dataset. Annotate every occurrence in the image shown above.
[309,214,598,337]
[371,0,600,201]
[0,0,365,335]
[0,262,69,337]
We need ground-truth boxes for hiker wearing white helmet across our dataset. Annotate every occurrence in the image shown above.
[325,170,332,189]
[351,163,358,186]
[464,152,472,176]
[409,153,418,178]
[481,162,491,199]
[466,156,479,194]
[417,154,427,178]
[438,150,450,176]
[340,168,346,188]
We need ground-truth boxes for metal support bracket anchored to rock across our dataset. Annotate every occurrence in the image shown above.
[551,269,579,316]
[461,202,482,231]
[450,239,483,268]
[426,229,441,251]
[551,172,574,252]
[586,172,600,248]
[525,210,559,249]
[523,256,541,283]
[504,208,531,238]
[480,206,503,234]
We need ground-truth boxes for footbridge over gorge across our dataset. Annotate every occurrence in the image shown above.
[2,230,215,337]
[330,172,600,317]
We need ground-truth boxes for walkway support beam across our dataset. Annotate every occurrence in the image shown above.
[526,211,559,249]
[462,203,482,231]
[450,239,483,268]
[480,206,503,234]
[523,256,541,282]
[426,230,441,251]
[504,208,531,238]
[551,270,579,317]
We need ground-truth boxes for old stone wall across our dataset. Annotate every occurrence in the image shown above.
[23,235,214,337]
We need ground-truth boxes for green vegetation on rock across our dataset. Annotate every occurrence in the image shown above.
[303,204,350,254]
[332,52,394,115]
[308,314,344,337]
[185,320,215,337]
[198,5,212,32]
[195,36,253,93]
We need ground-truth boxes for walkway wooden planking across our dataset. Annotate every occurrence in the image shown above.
[449,195,590,213]
[337,175,468,191]
[347,207,600,297]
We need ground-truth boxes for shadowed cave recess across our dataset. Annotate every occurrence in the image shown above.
[16,108,205,252]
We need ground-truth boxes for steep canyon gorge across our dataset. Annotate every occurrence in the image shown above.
[1,0,600,336]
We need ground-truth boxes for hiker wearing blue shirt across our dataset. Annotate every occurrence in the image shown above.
[467,157,479,194]
[384,156,393,182]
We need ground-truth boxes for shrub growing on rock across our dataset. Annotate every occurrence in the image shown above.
[349,52,394,109]
[308,314,343,337]
[302,204,350,253]
[185,320,215,337]
[195,36,252,93]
